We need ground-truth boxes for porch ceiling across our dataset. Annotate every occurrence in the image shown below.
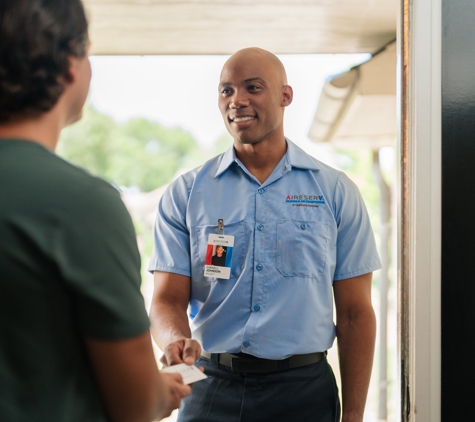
[82,0,397,56]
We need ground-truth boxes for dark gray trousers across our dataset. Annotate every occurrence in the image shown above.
[177,355,341,422]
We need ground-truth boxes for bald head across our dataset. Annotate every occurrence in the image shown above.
[221,47,288,86]
[218,47,293,147]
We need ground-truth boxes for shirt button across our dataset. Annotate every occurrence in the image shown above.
[253,304,261,312]
[283,165,287,170]
[300,223,307,230]
[257,224,264,231]
[258,188,265,194]
[256,264,263,271]
[242,341,250,348]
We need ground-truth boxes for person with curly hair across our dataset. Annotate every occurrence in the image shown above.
[0,1,191,421]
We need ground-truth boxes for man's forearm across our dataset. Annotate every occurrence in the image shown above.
[149,272,201,366]
[337,308,376,422]
[149,300,191,351]
[85,333,189,422]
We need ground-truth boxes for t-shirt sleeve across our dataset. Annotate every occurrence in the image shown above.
[52,179,150,340]
[332,173,382,280]
[148,176,191,277]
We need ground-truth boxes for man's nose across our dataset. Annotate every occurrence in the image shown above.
[230,91,249,109]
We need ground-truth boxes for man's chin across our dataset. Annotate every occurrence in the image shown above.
[233,135,262,146]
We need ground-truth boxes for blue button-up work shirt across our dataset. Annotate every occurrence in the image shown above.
[149,139,381,359]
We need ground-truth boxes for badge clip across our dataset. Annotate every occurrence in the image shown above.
[217,219,224,234]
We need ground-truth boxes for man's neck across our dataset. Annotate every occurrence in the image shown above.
[0,109,64,152]
[234,136,287,184]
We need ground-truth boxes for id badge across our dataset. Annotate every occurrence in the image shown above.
[204,233,234,279]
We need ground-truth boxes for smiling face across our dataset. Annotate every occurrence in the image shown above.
[218,48,293,147]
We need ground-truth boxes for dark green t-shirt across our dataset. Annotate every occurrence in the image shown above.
[0,139,151,421]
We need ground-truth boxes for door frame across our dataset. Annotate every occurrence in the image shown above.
[398,0,441,420]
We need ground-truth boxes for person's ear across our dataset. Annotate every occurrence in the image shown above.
[282,85,293,107]
[60,55,78,84]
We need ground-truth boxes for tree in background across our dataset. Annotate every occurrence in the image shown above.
[58,105,202,192]
[212,133,234,156]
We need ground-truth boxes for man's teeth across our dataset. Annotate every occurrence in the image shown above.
[233,116,254,122]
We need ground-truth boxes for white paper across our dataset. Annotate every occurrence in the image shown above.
[162,363,208,385]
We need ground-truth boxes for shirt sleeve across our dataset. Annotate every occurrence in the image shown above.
[332,172,382,280]
[148,175,192,277]
[52,179,150,340]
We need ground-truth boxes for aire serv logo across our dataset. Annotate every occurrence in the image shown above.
[285,194,325,207]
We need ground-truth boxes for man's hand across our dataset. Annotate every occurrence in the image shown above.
[85,333,189,422]
[160,338,202,368]
[158,372,191,418]
[150,272,199,369]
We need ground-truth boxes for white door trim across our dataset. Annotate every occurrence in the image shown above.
[398,0,441,420]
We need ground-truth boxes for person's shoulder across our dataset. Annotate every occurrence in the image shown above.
[33,143,123,208]
[314,159,343,179]
[287,140,361,202]
[0,140,127,229]
[295,145,356,190]
[300,152,346,189]
[51,153,120,202]
[287,139,343,180]
[316,162,358,192]
[0,139,113,192]
[50,159,135,236]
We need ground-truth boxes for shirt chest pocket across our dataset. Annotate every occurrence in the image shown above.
[194,220,248,280]
[276,219,328,279]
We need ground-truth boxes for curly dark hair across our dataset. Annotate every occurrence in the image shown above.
[0,0,88,122]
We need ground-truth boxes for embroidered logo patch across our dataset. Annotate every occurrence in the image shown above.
[285,194,325,207]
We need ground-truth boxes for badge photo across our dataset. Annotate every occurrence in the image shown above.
[204,234,235,279]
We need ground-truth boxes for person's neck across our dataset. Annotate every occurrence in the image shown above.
[234,136,287,184]
[0,108,64,152]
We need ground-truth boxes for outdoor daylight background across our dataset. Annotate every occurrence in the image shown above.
[58,54,397,422]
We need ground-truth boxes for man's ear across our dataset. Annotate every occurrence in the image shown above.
[61,55,77,84]
[282,85,293,107]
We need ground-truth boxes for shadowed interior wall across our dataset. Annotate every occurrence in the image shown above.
[442,0,475,419]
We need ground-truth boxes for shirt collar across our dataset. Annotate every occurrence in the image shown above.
[215,145,236,178]
[214,137,320,178]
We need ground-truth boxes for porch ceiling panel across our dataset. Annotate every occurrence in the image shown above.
[82,0,397,55]
[308,41,397,149]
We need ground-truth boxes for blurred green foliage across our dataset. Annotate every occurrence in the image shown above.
[212,133,234,156]
[58,105,202,192]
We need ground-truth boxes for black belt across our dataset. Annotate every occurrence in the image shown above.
[201,351,326,374]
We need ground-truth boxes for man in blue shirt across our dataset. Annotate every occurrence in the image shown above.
[149,47,381,422]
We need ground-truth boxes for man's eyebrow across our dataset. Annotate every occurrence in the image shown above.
[244,77,265,84]
[219,77,266,87]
